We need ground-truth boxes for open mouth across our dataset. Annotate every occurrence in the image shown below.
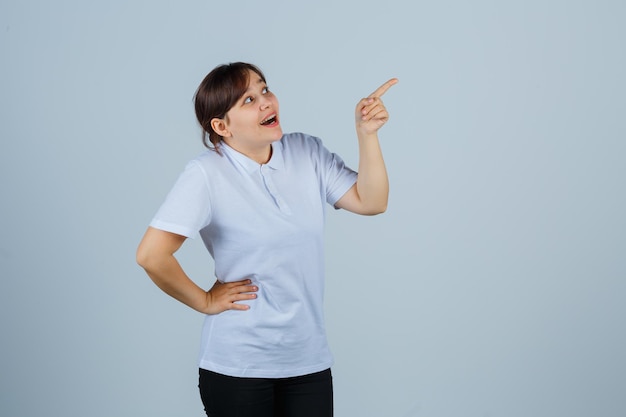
[260,114,278,126]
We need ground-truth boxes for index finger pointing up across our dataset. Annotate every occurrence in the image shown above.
[368,78,399,98]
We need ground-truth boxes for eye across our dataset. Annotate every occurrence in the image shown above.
[262,86,269,94]
[243,96,253,104]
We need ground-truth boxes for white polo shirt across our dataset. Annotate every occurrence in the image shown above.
[150,132,357,378]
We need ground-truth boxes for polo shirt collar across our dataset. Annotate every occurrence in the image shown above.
[220,139,285,173]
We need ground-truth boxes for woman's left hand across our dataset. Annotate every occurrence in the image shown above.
[355,78,398,136]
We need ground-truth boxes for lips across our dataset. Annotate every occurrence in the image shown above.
[260,113,279,126]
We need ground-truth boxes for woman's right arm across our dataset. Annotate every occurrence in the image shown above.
[136,227,257,314]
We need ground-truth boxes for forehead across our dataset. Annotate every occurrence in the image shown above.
[245,70,265,89]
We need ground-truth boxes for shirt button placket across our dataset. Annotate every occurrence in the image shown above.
[260,165,292,215]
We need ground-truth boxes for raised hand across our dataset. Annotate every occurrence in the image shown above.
[355,78,398,135]
[204,278,258,314]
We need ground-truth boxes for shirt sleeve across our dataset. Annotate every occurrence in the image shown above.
[312,136,358,207]
[149,160,212,238]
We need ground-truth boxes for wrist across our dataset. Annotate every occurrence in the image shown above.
[356,130,379,141]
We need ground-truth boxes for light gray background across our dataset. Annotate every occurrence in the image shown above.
[1,1,625,416]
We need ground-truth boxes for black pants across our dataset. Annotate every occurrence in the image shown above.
[198,368,333,417]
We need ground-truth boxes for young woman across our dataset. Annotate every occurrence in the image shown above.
[136,62,397,417]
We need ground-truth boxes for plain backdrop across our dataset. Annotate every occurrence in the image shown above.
[1,1,625,416]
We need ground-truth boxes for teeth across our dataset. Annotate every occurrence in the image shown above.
[261,115,276,125]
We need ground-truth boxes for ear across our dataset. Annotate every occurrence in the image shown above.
[211,118,231,138]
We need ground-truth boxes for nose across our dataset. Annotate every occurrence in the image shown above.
[259,95,271,110]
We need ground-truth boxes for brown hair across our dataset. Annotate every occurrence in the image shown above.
[194,62,267,151]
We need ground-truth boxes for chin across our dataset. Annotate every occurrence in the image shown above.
[271,128,284,141]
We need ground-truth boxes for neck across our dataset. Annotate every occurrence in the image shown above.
[223,140,272,164]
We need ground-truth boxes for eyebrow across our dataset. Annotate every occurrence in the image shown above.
[243,76,266,93]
